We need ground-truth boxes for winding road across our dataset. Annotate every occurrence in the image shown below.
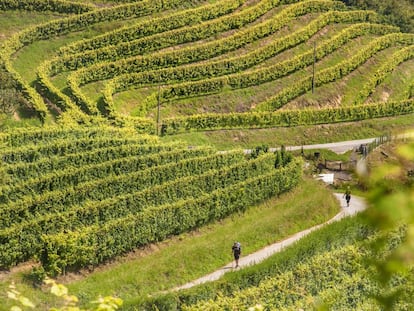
[173,193,367,291]
[173,133,414,291]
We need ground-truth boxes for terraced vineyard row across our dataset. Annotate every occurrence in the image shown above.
[0,126,302,274]
[1,0,412,131]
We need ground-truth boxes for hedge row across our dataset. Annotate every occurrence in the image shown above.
[160,99,414,134]
[0,151,245,226]
[354,45,414,105]
[39,157,302,274]
[0,153,275,267]
[256,33,414,111]
[0,147,214,202]
[59,0,245,55]
[0,0,94,13]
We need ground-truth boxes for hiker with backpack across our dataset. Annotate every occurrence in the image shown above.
[344,187,351,207]
[232,241,241,268]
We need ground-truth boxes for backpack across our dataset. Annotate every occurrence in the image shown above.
[233,242,241,254]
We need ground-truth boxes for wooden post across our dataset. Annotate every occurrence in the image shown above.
[312,41,316,94]
[156,85,161,136]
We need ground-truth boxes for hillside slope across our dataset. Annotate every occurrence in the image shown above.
[0,0,413,133]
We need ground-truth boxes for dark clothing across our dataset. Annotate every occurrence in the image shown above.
[344,190,351,206]
[232,243,241,260]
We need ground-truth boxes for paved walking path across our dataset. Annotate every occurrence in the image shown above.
[268,138,377,154]
[242,131,414,155]
[173,193,366,291]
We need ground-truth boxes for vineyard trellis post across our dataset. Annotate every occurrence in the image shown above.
[157,85,161,136]
[312,41,316,94]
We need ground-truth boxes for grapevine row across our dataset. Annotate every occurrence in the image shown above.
[2,141,186,183]
[64,0,345,115]
[59,0,244,55]
[0,147,214,202]
[103,16,390,117]
[0,153,275,267]
[184,245,367,310]
[184,228,409,310]
[54,0,312,73]
[0,125,151,147]
[0,151,245,225]
[160,99,414,134]
[255,33,414,111]
[0,0,197,119]
[0,0,94,13]
[40,158,302,274]
[66,0,344,82]
[0,136,156,164]
[153,20,393,103]
[353,44,414,105]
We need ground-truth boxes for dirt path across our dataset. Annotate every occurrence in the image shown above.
[173,193,366,291]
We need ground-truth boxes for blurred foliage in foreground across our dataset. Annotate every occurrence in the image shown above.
[363,140,414,310]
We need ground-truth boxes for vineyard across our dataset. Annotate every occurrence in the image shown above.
[0,0,413,132]
[1,0,414,310]
[0,126,302,276]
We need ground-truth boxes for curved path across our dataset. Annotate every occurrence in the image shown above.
[173,193,366,291]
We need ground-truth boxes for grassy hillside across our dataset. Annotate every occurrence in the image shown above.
[0,0,413,135]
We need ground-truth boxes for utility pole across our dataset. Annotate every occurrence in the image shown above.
[312,41,316,94]
[156,85,161,136]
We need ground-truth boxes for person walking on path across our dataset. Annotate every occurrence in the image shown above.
[344,187,351,207]
[232,241,241,268]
